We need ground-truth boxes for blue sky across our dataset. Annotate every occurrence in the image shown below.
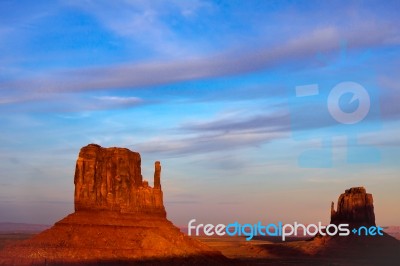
[0,0,399,226]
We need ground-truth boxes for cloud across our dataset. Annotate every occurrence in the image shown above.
[1,4,399,119]
[1,23,397,99]
[180,111,290,133]
[125,110,286,156]
[355,128,400,148]
[0,93,144,113]
[92,96,143,108]
[63,0,212,57]
[133,124,286,157]
[378,75,400,120]
[132,87,397,156]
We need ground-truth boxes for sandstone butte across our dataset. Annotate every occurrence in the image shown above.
[295,186,400,263]
[0,144,229,266]
[330,186,375,227]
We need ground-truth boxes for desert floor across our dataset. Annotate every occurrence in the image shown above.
[1,233,398,265]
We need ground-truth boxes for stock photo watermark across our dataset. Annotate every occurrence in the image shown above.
[289,42,381,168]
[187,219,384,241]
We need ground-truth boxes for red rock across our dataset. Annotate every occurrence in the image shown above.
[74,144,165,217]
[300,187,400,263]
[0,144,228,266]
[330,186,375,226]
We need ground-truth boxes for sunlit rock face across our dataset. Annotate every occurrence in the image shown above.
[0,144,227,266]
[330,187,375,227]
[303,187,399,262]
[74,144,165,217]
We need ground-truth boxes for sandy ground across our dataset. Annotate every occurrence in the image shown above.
[1,233,399,265]
[192,235,400,265]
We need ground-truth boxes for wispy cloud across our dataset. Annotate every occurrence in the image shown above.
[134,132,276,156]
[0,93,144,112]
[378,75,400,120]
[132,87,396,156]
[1,23,398,97]
[180,111,290,133]
[93,96,143,107]
[64,0,212,57]
[130,113,306,157]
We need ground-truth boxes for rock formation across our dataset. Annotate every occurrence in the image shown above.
[74,144,165,216]
[154,161,161,189]
[330,186,375,227]
[0,144,228,266]
[295,186,400,264]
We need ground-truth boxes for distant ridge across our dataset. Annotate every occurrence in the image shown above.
[0,223,51,233]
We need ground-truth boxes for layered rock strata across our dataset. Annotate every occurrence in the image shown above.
[0,144,227,266]
[330,186,375,227]
[74,144,165,216]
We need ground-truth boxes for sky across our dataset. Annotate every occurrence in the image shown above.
[0,0,399,226]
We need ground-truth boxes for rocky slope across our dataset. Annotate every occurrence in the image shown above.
[0,144,228,266]
[299,187,400,264]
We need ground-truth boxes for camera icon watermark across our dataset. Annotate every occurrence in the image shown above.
[327,81,370,125]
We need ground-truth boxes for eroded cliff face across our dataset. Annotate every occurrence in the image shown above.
[74,144,165,216]
[0,144,229,265]
[330,187,375,226]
